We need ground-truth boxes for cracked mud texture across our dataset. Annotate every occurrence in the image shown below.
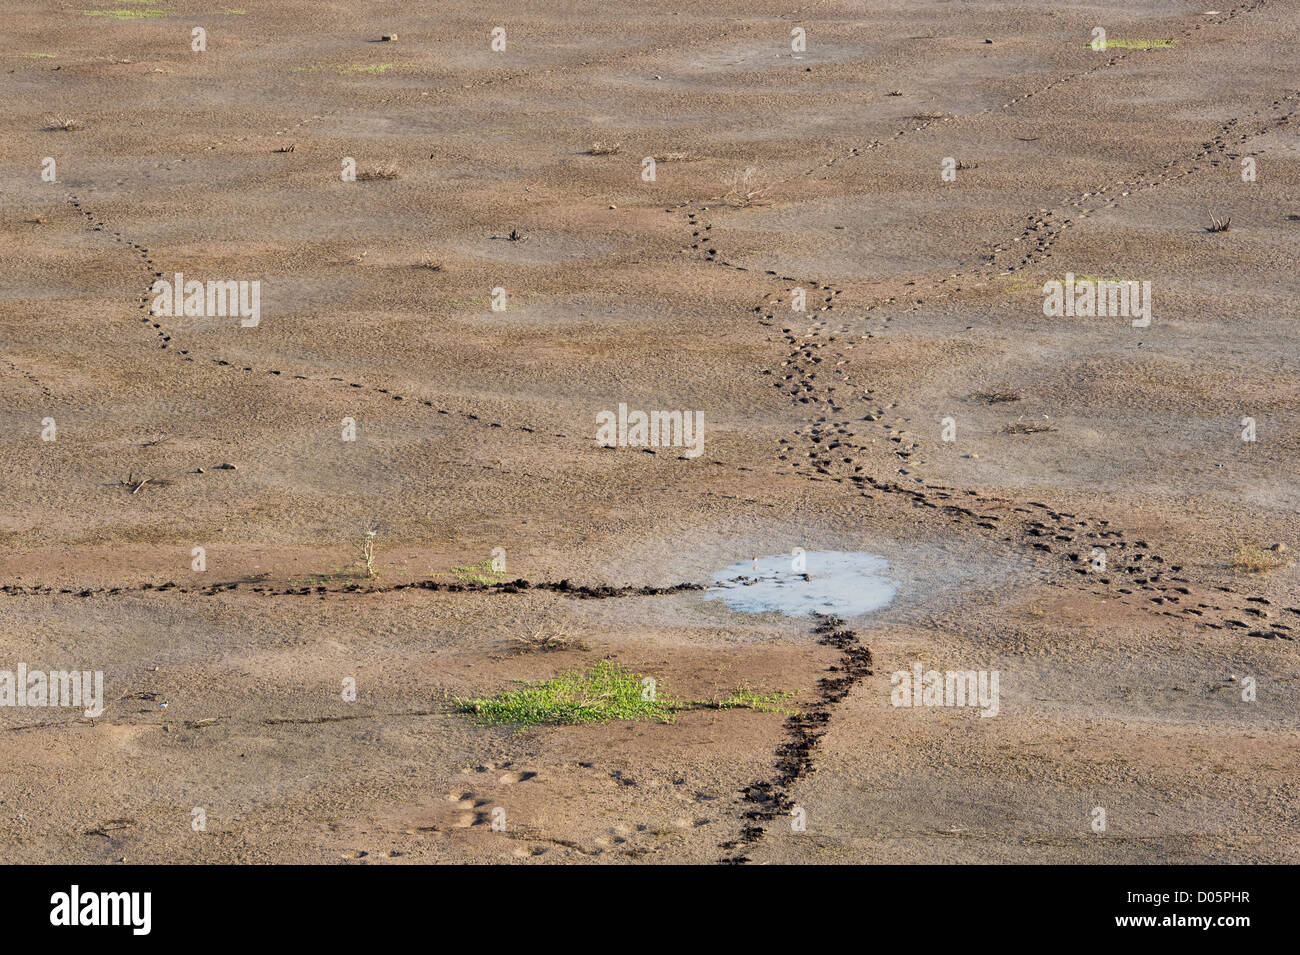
[1,0,1298,862]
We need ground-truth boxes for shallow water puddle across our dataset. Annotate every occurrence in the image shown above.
[705,551,896,618]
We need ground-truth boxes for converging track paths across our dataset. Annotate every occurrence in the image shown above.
[679,0,1296,649]
[11,0,1292,863]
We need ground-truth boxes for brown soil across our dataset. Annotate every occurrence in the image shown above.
[1,0,1297,863]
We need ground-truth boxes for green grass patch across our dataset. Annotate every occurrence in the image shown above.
[715,688,800,715]
[83,8,169,18]
[457,660,800,727]
[446,559,506,587]
[458,660,677,726]
[23,53,57,58]
[1087,38,1175,50]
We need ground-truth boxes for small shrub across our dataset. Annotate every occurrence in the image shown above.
[1229,543,1289,574]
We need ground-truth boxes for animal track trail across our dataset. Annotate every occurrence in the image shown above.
[678,0,1271,276]
[438,764,701,859]
[988,97,1298,277]
[4,360,54,399]
[63,194,586,447]
[677,6,1294,645]
[0,577,706,601]
[720,613,871,863]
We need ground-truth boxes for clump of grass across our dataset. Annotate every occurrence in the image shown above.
[83,8,169,20]
[356,163,400,181]
[971,389,1022,404]
[457,660,800,726]
[1005,421,1056,434]
[653,151,690,163]
[509,625,587,655]
[43,115,84,132]
[457,660,677,726]
[1087,38,1175,50]
[1229,543,1289,574]
[1206,211,1231,233]
[338,63,392,75]
[587,142,621,156]
[449,559,505,586]
[714,688,799,715]
[23,53,57,59]
[721,168,773,207]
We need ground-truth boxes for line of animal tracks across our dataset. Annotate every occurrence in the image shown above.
[10,0,1293,863]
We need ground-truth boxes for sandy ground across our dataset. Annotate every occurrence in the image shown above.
[1,0,1298,864]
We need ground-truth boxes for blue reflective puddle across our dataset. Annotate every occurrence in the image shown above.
[704,551,896,618]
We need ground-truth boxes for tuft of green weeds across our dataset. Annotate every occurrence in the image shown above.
[448,559,505,586]
[714,688,800,715]
[456,660,800,727]
[1086,38,1175,50]
[83,8,169,19]
[457,660,677,726]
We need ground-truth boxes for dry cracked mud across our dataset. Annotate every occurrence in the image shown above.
[1,0,1297,864]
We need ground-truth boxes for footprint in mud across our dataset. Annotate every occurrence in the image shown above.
[498,770,538,785]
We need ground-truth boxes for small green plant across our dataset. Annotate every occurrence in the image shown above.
[448,559,505,586]
[457,661,800,727]
[1085,38,1175,50]
[83,8,169,19]
[457,660,676,726]
[715,688,800,715]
